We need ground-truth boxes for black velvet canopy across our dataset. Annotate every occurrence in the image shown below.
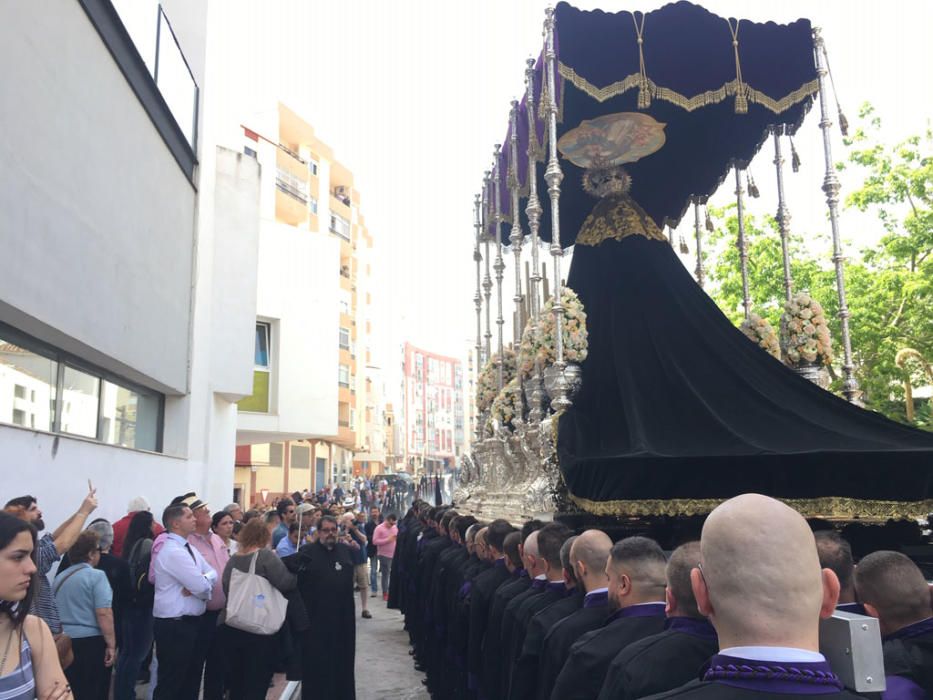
[559,235,933,518]
[480,2,933,518]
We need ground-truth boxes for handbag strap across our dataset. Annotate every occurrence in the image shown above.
[249,550,259,575]
[53,565,86,595]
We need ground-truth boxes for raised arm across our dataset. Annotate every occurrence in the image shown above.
[50,485,98,555]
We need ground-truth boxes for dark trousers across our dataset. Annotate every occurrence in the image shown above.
[153,616,200,700]
[191,610,224,700]
[66,635,106,700]
[221,624,275,700]
[113,606,154,700]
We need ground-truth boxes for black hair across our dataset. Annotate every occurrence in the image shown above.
[0,512,38,630]
[276,499,295,517]
[385,512,398,522]
[162,504,189,531]
[455,515,477,539]
[521,519,545,543]
[288,521,300,534]
[504,531,523,569]
[4,496,36,510]
[211,511,233,532]
[538,522,573,569]
[122,511,154,560]
[486,519,516,554]
[319,515,339,530]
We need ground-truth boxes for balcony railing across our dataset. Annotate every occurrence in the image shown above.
[276,168,308,204]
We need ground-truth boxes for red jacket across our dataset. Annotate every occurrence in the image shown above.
[112,511,165,557]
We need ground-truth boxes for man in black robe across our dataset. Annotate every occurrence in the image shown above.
[814,531,866,615]
[466,519,516,697]
[408,506,442,657]
[290,514,356,700]
[538,529,613,700]
[511,535,583,700]
[434,515,475,699]
[420,509,458,690]
[597,541,717,700]
[505,523,574,694]
[648,494,861,699]
[854,550,933,698]
[451,523,490,698]
[550,535,668,700]
[482,528,535,700]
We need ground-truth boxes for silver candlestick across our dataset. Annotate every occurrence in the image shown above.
[814,28,859,403]
[493,147,506,391]
[772,127,794,302]
[473,193,484,440]
[482,172,493,364]
[508,101,525,347]
[734,165,751,320]
[525,57,546,424]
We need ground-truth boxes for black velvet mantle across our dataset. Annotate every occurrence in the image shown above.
[558,235,933,517]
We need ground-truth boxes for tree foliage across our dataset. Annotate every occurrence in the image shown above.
[703,104,932,428]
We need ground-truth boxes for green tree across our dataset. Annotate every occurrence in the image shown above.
[703,104,932,427]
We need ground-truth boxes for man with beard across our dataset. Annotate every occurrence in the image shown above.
[538,529,612,700]
[288,514,356,700]
[597,541,718,700]
[550,536,667,700]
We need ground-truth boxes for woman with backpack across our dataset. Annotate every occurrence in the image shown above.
[112,511,155,700]
[220,518,296,700]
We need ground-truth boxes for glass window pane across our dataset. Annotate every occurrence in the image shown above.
[291,445,310,469]
[100,380,160,451]
[255,324,269,368]
[238,370,270,413]
[61,366,100,438]
[155,10,198,147]
[0,337,56,432]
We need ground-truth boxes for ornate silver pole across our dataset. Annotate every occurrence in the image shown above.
[693,200,705,288]
[493,147,506,391]
[543,7,571,413]
[734,165,751,320]
[508,102,525,347]
[525,58,543,323]
[482,172,493,363]
[772,127,794,302]
[473,193,484,439]
[814,28,859,403]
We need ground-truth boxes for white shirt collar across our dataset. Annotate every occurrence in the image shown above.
[585,587,609,597]
[534,573,548,580]
[720,646,825,663]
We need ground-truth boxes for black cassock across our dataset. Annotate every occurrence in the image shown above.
[597,618,717,700]
[550,603,666,700]
[482,570,531,700]
[467,558,511,694]
[293,541,356,700]
[537,591,610,700]
[510,588,583,700]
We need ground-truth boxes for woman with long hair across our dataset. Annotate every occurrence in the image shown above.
[112,511,155,700]
[0,511,70,698]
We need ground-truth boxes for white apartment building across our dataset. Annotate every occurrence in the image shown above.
[0,1,260,525]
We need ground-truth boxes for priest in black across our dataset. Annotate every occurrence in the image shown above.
[466,519,515,696]
[482,528,535,700]
[537,529,613,700]
[597,542,717,700]
[550,536,668,700]
[647,494,861,699]
[511,535,583,700]
[289,514,357,700]
[853,550,933,698]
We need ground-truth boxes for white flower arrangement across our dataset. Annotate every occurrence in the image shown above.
[740,312,781,360]
[489,376,524,430]
[518,323,539,379]
[476,347,517,413]
[537,287,588,367]
[780,291,833,366]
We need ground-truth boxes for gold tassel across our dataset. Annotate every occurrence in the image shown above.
[727,19,747,114]
[633,14,650,110]
[705,208,715,232]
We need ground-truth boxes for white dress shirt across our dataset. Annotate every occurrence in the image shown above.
[720,646,826,663]
[152,533,218,619]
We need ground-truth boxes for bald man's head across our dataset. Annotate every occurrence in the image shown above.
[523,531,543,577]
[855,551,932,636]
[666,542,702,619]
[571,530,612,592]
[695,494,838,650]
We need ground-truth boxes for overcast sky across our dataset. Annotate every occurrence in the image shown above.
[212,0,933,396]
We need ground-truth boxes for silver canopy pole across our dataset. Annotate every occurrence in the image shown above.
[734,165,751,320]
[693,200,705,289]
[772,127,794,302]
[473,192,484,374]
[508,102,525,346]
[493,146,506,391]
[524,58,543,323]
[482,172,492,364]
[814,28,859,403]
[543,7,570,413]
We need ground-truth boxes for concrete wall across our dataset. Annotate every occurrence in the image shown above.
[0,2,197,395]
[237,221,339,443]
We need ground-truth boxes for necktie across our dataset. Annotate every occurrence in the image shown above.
[184,543,197,564]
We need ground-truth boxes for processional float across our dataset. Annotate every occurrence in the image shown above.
[457,1,933,527]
